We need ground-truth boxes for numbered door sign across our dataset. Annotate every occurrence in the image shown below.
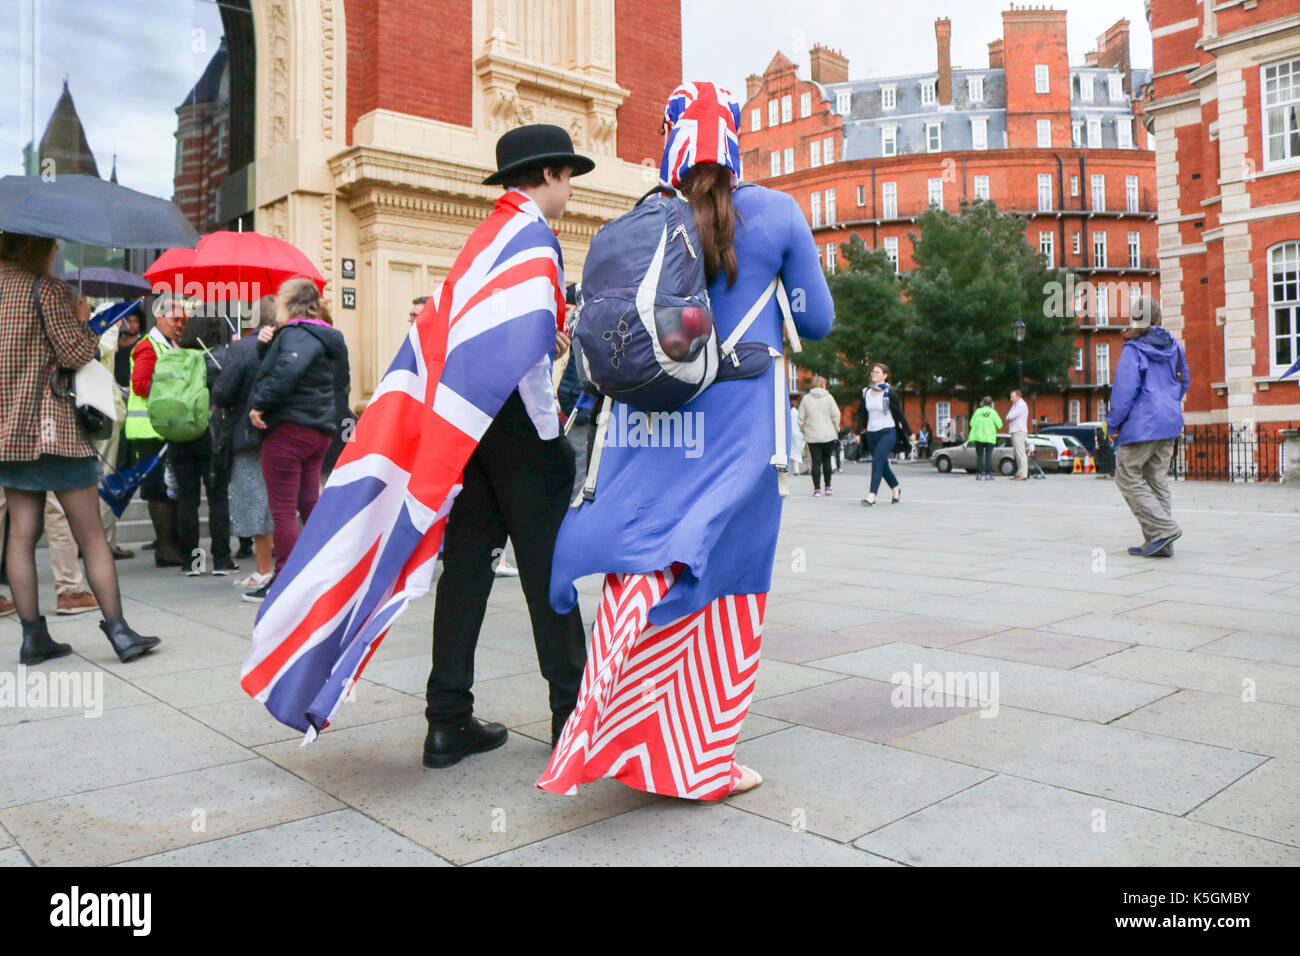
[341,287,357,309]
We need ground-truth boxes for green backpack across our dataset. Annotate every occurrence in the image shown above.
[147,349,211,441]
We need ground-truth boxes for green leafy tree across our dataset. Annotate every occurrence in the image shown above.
[903,200,1076,415]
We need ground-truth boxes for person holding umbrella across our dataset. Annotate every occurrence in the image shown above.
[0,233,159,663]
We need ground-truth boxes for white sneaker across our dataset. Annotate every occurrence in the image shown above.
[494,558,520,577]
[233,571,272,589]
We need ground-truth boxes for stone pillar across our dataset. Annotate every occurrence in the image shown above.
[1282,429,1300,484]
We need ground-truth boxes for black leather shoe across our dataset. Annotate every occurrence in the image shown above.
[99,617,161,663]
[422,717,507,768]
[19,616,72,665]
[552,712,571,749]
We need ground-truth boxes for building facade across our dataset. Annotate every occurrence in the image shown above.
[1144,0,1300,427]
[741,7,1159,436]
[174,0,679,407]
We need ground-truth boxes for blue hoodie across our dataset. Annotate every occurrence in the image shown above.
[1106,327,1189,446]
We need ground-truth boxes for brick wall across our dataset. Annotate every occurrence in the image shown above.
[1001,7,1070,149]
[615,1,683,167]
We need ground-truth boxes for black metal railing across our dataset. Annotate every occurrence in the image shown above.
[1169,423,1293,482]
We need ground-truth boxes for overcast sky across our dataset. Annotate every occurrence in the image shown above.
[1,0,1151,202]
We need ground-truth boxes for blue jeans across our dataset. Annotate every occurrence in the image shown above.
[866,428,898,494]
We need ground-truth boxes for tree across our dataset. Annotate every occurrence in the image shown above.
[903,200,1076,415]
[794,235,919,419]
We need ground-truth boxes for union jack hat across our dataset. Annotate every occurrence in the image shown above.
[659,82,742,189]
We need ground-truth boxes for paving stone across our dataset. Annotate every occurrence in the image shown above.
[725,726,991,842]
[1135,585,1300,617]
[255,715,657,864]
[475,801,898,867]
[752,658,847,702]
[965,567,1164,597]
[118,809,450,866]
[809,642,1172,722]
[0,822,11,850]
[948,628,1128,668]
[0,849,31,867]
[1196,632,1300,668]
[845,614,1011,647]
[759,624,902,664]
[364,645,536,698]
[1121,568,1300,595]
[1045,613,1231,650]
[0,758,342,867]
[752,677,977,742]
[1114,690,1300,762]
[1079,645,1300,706]
[129,664,246,710]
[1188,759,1300,848]
[0,702,251,808]
[764,599,909,632]
[1127,601,1295,639]
[857,775,1300,866]
[0,658,153,726]
[890,707,1266,815]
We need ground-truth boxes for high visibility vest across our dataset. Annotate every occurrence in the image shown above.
[124,335,166,441]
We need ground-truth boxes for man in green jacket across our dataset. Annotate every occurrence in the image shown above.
[968,396,1003,480]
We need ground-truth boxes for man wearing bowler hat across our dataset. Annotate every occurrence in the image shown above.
[422,124,596,768]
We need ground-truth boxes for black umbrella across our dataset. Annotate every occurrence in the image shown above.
[0,174,198,248]
[57,267,150,298]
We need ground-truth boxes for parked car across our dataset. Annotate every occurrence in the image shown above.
[1025,435,1061,472]
[932,434,1020,475]
[1030,433,1090,473]
[1038,422,1107,454]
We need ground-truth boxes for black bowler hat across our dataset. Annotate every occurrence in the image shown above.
[483,124,595,186]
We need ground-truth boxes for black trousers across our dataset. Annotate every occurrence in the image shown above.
[170,431,232,566]
[426,392,587,729]
[808,440,836,489]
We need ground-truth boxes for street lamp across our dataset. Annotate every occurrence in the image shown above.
[1013,318,1026,391]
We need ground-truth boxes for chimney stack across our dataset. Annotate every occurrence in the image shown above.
[809,44,849,85]
[988,39,1004,69]
[746,73,763,101]
[1096,19,1132,92]
[935,18,952,106]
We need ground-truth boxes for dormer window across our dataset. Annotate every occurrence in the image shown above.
[921,80,936,106]
[836,89,852,114]
[881,85,896,110]
[967,76,983,102]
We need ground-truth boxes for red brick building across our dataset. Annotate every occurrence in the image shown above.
[174,40,232,234]
[741,7,1159,438]
[1144,0,1300,428]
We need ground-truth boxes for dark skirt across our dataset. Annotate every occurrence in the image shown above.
[0,454,98,492]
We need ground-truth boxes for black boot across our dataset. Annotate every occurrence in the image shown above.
[19,616,72,665]
[551,712,571,749]
[99,617,161,663]
[422,716,507,768]
[148,501,183,567]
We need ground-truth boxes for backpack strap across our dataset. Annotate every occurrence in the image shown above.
[572,394,612,508]
[720,276,802,367]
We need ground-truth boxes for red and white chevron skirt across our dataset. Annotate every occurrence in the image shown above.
[538,563,766,800]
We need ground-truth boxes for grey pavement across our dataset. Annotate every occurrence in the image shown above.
[1,460,1298,865]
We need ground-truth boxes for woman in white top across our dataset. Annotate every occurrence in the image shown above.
[859,362,913,506]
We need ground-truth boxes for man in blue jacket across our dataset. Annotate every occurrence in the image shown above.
[1107,297,1189,557]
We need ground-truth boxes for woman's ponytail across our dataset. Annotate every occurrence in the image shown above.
[679,164,738,289]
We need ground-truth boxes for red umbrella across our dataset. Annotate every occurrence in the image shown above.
[143,247,197,295]
[181,231,326,301]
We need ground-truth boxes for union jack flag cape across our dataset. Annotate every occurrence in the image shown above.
[241,189,565,740]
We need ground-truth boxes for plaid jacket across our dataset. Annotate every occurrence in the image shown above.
[0,262,100,462]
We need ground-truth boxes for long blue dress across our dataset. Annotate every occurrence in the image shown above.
[549,183,834,626]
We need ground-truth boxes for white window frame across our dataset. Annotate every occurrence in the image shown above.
[1096,288,1109,326]
[921,80,937,106]
[1035,65,1050,94]
[1080,74,1094,102]
[1096,343,1110,385]
[928,177,943,208]
[1116,119,1133,149]
[1108,75,1123,101]
[781,95,792,124]
[826,242,837,273]
[770,151,781,178]
[1126,175,1139,213]
[1269,241,1300,373]
[882,126,897,157]
[783,147,794,175]
[1075,348,1084,371]
[968,76,984,102]
[973,175,990,201]
[1093,230,1107,268]
[1039,230,1054,268]
[857,184,866,207]
[1038,173,1053,212]
[836,90,852,114]
[1087,117,1102,148]
[882,181,898,219]
[768,100,779,127]
[1091,173,1106,211]
[935,401,950,431]
[750,108,761,132]
[1037,119,1052,148]
[1068,399,1081,424]
[1128,231,1141,269]
[971,116,988,150]
[810,140,822,168]
[1070,174,1079,197]
[1263,57,1300,168]
[881,85,896,111]
[800,91,812,118]
[884,236,900,273]
[1072,120,1083,147]
[823,136,834,163]
[926,121,942,153]
[825,189,836,225]
[1073,232,1082,255]
[811,191,822,228]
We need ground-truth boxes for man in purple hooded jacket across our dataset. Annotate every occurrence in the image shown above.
[1107,297,1190,557]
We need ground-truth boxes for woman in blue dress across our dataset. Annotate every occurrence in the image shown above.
[541,82,833,800]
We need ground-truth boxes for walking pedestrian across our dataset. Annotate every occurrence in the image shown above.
[969,396,1002,480]
[422,123,592,769]
[0,232,159,663]
[1107,297,1188,557]
[1007,389,1030,480]
[798,375,840,496]
[859,362,912,505]
[245,278,351,601]
[789,398,806,476]
[213,296,275,591]
[542,83,834,799]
